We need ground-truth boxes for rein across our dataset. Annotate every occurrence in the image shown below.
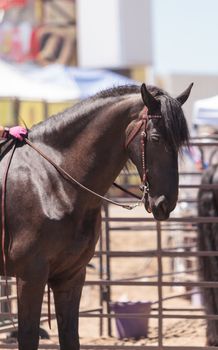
[0,107,161,328]
[23,107,161,211]
[24,138,146,210]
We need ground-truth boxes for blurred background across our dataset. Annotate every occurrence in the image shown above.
[1,2,218,345]
[0,0,218,135]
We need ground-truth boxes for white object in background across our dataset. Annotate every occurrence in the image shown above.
[76,0,152,68]
[193,95,218,126]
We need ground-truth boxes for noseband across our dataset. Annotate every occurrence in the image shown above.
[125,107,162,197]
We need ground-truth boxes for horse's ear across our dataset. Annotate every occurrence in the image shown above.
[140,83,160,113]
[176,83,194,105]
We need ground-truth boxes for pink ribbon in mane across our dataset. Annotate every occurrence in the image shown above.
[4,126,28,141]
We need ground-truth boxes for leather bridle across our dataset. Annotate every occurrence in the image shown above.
[125,107,162,196]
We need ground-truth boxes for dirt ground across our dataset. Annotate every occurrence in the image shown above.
[0,202,207,349]
[78,204,206,348]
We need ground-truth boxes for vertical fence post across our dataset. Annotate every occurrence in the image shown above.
[103,202,112,336]
[157,220,163,350]
[99,220,104,336]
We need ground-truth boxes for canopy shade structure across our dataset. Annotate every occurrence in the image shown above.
[0,60,138,101]
[193,95,218,127]
[0,60,139,127]
[0,60,80,101]
[25,64,138,99]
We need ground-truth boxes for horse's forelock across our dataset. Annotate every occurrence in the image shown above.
[159,95,190,152]
[142,86,190,151]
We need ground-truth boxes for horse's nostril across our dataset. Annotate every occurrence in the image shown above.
[153,196,169,215]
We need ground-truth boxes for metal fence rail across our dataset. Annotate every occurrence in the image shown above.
[1,137,218,349]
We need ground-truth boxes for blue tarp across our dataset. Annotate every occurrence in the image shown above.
[66,67,138,99]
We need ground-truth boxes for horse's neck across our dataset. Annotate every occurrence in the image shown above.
[72,96,143,195]
[34,95,142,199]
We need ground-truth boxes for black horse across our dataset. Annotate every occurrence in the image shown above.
[0,83,192,350]
[198,163,218,346]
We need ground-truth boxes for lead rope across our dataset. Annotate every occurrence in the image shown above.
[24,132,147,330]
[1,118,148,332]
[1,112,156,331]
[1,140,17,328]
[24,138,146,210]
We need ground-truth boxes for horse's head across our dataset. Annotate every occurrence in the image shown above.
[127,83,193,221]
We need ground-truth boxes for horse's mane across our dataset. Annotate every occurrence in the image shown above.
[30,84,189,151]
[93,84,141,98]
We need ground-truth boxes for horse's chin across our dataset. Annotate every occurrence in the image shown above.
[144,197,152,214]
[152,209,170,221]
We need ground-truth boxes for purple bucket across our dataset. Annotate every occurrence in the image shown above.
[110,301,151,339]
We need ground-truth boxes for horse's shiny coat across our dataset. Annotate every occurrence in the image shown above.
[0,83,192,350]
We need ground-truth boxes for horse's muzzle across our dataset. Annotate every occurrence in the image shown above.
[147,195,170,221]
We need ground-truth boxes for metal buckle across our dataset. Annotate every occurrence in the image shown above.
[139,184,149,204]
[140,183,149,194]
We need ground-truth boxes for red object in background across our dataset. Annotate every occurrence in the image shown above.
[29,27,40,59]
[0,0,27,10]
